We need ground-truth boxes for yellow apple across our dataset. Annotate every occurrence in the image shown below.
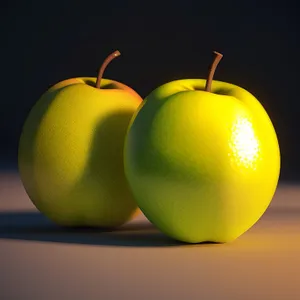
[19,51,142,227]
[124,51,280,243]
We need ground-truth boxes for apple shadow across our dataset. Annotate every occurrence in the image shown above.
[65,109,141,225]
[0,211,191,247]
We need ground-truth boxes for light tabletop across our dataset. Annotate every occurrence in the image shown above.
[1,172,300,300]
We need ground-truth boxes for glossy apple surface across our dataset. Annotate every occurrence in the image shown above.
[124,78,280,243]
[19,77,142,227]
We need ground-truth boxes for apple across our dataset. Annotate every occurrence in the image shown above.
[18,50,143,227]
[124,51,280,243]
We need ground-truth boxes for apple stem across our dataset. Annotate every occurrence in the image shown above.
[95,50,121,89]
[205,51,223,93]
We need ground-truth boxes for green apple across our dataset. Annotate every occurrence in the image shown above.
[18,50,142,227]
[124,51,280,243]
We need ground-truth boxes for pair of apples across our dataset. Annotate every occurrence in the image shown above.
[18,50,280,243]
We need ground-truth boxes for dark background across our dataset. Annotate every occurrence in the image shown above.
[1,1,299,180]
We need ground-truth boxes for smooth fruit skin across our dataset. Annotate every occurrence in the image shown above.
[18,77,142,227]
[124,79,280,243]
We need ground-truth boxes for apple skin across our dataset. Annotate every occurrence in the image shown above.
[18,77,142,227]
[124,79,280,243]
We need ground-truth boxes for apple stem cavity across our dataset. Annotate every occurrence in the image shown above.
[95,50,121,89]
[205,51,223,93]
